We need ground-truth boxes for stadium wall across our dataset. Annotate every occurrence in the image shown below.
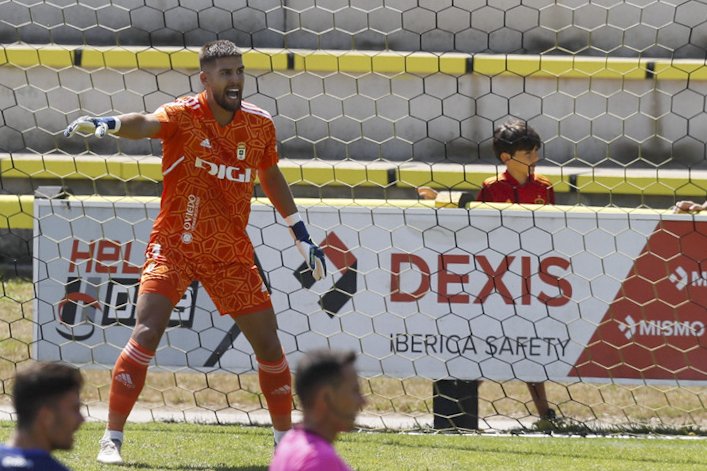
[3,1,707,58]
[3,45,707,168]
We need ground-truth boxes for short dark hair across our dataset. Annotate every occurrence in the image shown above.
[295,349,357,409]
[199,40,243,70]
[492,118,542,161]
[13,362,83,429]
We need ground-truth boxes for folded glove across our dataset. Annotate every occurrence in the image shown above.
[289,220,326,281]
[64,116,121,138]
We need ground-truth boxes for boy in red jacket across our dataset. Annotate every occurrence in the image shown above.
[419,118,556,423]
[477,118,556,422]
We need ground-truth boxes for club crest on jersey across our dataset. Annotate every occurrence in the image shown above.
[237,143,246,160]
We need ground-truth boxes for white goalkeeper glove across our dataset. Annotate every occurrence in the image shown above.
[64,116,121,138]
[288,218,326,281]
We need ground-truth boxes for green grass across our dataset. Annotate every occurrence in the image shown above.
[0,422,705,471]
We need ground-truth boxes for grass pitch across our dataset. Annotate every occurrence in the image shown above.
[0,276,705,469]
[0,422,704,471]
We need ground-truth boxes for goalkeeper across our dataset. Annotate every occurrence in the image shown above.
[64,40,326,465]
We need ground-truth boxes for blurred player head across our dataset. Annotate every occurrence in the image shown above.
[493,118,542,177]
[296,349,366,439]
[12,362,85,451]
[199,40,245,113]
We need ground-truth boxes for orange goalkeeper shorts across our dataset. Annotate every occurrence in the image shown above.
[138,245,272,317]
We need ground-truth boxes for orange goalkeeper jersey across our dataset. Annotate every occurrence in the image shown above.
[150,91,279,264]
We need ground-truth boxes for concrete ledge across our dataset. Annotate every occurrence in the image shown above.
[3,155,706,197]
[0,192,696,231]
[1,155,163,181]
[4,44,707,79]
[281,159,396,188]
[0,44,285,71]
[296,49,469,75]
[1,194,679,232]
[0,195,34,230]
[0,155,396,187]
[395,162,707,197]
[0,195,436,230]
[2,194,685,231]
[474,55,647,79]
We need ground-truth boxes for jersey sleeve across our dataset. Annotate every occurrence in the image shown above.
[258,117,280,170]
[476,181,493,202]
[152,102,181,140]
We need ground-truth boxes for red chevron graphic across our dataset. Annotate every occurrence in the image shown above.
[571,220,707,381]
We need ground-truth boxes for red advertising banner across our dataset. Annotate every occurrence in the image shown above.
[572,221,707,381]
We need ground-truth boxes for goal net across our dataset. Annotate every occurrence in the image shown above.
[0,1,705,434]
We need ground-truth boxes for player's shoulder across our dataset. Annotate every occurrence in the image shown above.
[290,444,344,471]
[156,95,202,114]
[240,101,274,122]
[532,173,552,187]
[0,447,69,471]
[482,173,507,187]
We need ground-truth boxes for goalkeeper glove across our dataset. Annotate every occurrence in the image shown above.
[288,218,326,281]
[64,116,121,138]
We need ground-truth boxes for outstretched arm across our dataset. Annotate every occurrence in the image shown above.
[259,164,327,280]
[258,164,298,219]
[64,113,162,140]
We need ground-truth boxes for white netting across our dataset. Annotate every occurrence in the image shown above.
[0,1,705,434]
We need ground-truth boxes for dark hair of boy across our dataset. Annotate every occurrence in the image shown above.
[492,118,542,161]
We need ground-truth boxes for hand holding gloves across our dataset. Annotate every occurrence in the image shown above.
[287,214,326,281]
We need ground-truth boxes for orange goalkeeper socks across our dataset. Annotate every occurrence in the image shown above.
[257,354,292,432]
[107,338,155,431]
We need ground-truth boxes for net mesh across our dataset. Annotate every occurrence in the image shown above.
[0,1,705,434]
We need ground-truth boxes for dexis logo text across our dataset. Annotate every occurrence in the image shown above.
[390,254,572,306]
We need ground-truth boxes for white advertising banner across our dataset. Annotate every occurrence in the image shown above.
[33,199,707,384]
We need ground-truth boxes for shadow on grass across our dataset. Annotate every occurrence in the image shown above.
[120,463,266,471]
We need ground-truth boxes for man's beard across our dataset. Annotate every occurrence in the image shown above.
[214,90,241,112]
